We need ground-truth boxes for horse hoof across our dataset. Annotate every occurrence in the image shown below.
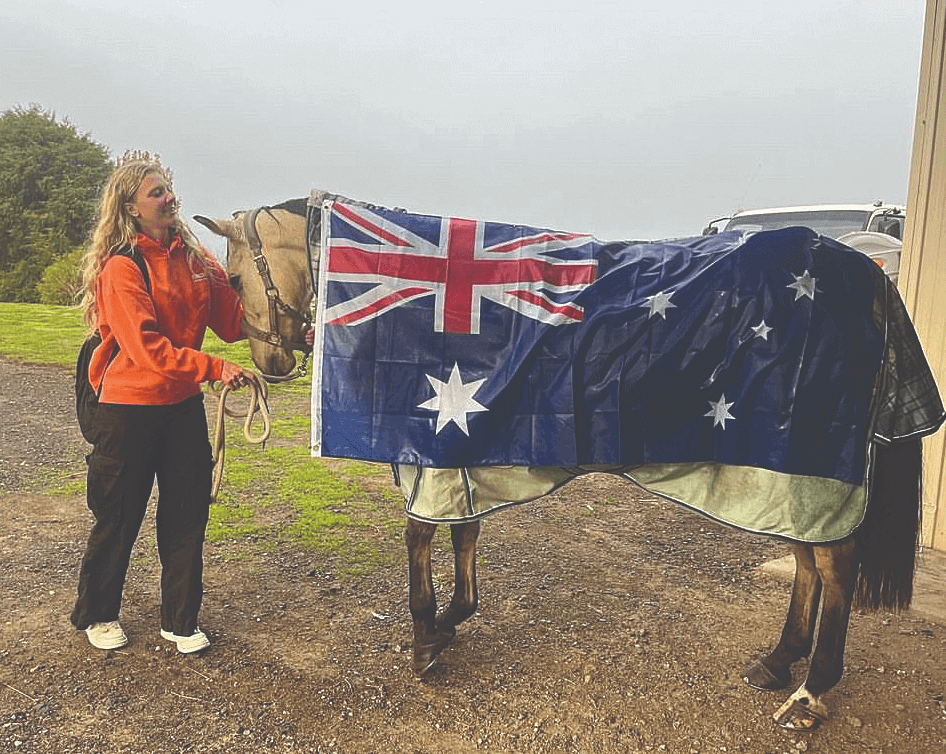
[412,626,456,676]
[744,659,792,691]
[773,686,829,731]
[412,651,440,676]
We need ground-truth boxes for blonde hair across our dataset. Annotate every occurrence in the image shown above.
[79,151,214,330]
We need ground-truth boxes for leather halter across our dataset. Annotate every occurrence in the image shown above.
[238,207,313,365]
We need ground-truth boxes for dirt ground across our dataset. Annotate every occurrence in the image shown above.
[1,355,945,754]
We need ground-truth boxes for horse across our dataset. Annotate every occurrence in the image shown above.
[194,195,933,731]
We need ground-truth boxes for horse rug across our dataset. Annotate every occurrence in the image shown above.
[307,195,944,541]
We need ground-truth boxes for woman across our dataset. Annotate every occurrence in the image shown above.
[71,154,257,653]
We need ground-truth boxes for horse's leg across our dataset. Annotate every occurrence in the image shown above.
[744,543,821,691]
[405,517,455,675]
[773,538,858,730]
[437,520,481,630]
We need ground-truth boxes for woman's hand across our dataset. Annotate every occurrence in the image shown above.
[220,362,261,391]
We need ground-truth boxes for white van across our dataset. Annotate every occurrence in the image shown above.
[702,203,906,282]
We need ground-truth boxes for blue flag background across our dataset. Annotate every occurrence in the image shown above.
[311,200,898,487]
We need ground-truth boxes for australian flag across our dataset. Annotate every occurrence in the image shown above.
[311,199,888,484]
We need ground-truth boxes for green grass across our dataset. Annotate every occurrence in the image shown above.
[2,302,405,581]
[25,466,86,496]
[0,302,88,367]
[207,501,264,542]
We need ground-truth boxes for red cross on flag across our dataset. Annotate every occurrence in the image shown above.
[322,201,598,334]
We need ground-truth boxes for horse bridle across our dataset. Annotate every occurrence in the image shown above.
[238,207,313,380]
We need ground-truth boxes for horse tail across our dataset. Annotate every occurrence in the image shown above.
[854,438,923,612]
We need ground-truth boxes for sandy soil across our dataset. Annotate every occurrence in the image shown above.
[1,355,945,753]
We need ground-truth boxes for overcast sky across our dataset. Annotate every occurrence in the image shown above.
[1,0,928,252]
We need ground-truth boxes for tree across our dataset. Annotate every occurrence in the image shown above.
[36,246,85,306]
[0,105,112,302]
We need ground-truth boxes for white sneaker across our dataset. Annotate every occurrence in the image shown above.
[85,621,128,650]
[160,628,210,654]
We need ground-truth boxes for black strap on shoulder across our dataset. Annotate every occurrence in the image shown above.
[116,244,151,293]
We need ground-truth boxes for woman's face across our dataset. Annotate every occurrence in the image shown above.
[128,171,177,243]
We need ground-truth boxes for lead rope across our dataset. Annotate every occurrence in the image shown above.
[210,377,271,502]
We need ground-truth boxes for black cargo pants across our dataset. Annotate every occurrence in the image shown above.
[70,393,213,637]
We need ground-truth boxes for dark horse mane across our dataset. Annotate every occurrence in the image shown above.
[266,198,309,217]
[264,196,406,217]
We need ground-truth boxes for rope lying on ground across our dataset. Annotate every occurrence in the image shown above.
[209,376,271,501]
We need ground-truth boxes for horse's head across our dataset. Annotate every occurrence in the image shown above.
[194,203,312,380]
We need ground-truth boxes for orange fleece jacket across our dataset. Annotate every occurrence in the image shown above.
[89,233,245,405]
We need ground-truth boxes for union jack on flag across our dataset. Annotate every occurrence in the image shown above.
[321,201,598,335]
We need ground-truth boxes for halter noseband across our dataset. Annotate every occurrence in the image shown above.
[238,207,313,379]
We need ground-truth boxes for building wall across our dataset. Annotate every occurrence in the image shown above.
[900,0,946,550]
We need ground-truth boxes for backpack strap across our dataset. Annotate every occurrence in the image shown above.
[116,245,151,294]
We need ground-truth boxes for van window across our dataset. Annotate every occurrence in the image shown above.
[867,214,903,240]
[725,210,872,239]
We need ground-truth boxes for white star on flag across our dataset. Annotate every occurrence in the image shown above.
[751,320,773,340]
[705,394,736,429]
[787,270,820,301]
[418,363,488,435]
[642,290,676,319]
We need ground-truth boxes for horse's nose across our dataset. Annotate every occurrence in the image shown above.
[264,349,296,379]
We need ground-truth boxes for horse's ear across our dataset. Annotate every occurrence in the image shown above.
[193,214,242,241]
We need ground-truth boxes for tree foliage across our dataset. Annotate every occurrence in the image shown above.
[37,247,85,306]
[0,105,112,302]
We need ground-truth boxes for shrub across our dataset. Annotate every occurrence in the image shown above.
[37,247,84,306]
